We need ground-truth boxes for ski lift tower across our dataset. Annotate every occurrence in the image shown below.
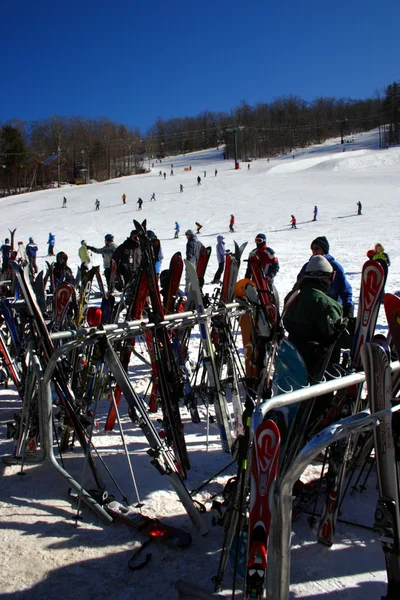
[226,126,244,169]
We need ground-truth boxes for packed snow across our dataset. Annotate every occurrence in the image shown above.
[0,128,399,599]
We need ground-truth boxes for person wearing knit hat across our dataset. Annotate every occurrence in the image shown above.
[296,235,354,317]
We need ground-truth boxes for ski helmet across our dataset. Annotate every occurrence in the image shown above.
[81,240,86,245]
[305,255,333,278]
[56,251,68,264]
[5,238,9,243]
[105,234,114,241]
[255,233,266,245]
[147,230,155,240]
[29,237,34,243]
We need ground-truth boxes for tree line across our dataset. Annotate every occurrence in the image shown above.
[1,81,399,196]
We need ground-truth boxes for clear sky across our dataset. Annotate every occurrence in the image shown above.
[2,0,399,134]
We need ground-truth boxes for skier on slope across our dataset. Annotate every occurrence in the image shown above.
[137,197,143,210]
[229,214,235,233]
[290,215,297,229]
[47,232,56,256]
[357,201,362,215]
[95,199,100,211]
[296,236,354,317]
[244,233,280,282]
[211,235,226,284]
[122,193,126,204]
[86,234,117,290]
[0,238,11,275]
[284,255,344,379]
[313,206,318,221]
[174,222,180,238]
[26,237,38,274]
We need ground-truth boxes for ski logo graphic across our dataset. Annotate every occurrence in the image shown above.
[55,285,73,320]
[361,263,383,327]
[255,427,280,496]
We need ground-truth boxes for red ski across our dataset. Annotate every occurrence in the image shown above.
[246,420,280,600]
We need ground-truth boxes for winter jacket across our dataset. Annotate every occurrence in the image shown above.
[78,244,91,265]
[245,244,279,280]
[53,263,74,287]
[1,243,11,260]
[186,233,202,265]
[88,243,117,269]
[216,236,226,264]
[48,234,55,247]
[283,278,343,371]
[297,253,353,311]
[26,242,38,258]
[112,238,141,283]
[373,250,390,266]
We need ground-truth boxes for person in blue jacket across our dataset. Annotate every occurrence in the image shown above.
[296,236,354,317]
[174,221,180,239]
[47,232,55,256]
[26,237,39,274]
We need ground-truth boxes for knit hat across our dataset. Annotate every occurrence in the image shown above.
[311,236,329,254]
[185,229,194,236]
[305,255,333,277]
[255,233,266,246]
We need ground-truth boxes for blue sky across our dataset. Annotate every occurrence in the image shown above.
[2,0,399,134]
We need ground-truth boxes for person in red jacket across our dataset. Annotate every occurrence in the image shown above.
[229,214,235,233]
[244,233,280,281]
[290,215,297,229]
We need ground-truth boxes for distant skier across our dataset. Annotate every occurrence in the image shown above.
[180,184,184,193]
[291,215,297,229]
[357,201,362,215]
[229,214,235,233]
[95,199,100,211]
[197,176,201,186]
[215,169,218,177]
[174,222,180,239]
[150,193,156,202]
[313,206,318,221]
[195,222,203,234]
[163,172,166,180]
[62,196,67,208]
[211,235,226,284]
[0,238,11,274]
[170,169,174,176]
[26,237,38,274]
[204,171,206,177]
[137,197,143,210]
[159,170,162,176]
[47,232,55,256]
[248,163,250,170]
[122,193,127,205]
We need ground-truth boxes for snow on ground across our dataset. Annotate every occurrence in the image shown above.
[0,129,399,599]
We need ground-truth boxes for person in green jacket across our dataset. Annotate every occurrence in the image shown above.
[283,254,344,379]
[78,240,91,276]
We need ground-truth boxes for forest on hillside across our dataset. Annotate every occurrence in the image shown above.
[0,81,399,195]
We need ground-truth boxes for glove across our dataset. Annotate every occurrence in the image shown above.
[342,304,354,318]
[86,245,94,251]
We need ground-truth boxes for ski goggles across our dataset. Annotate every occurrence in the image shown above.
[255,237,265,244]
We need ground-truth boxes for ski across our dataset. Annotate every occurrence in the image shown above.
[245,419,280,600]
[185,258,233,453]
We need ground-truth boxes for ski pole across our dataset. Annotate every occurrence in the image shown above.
[111,388,143,508]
